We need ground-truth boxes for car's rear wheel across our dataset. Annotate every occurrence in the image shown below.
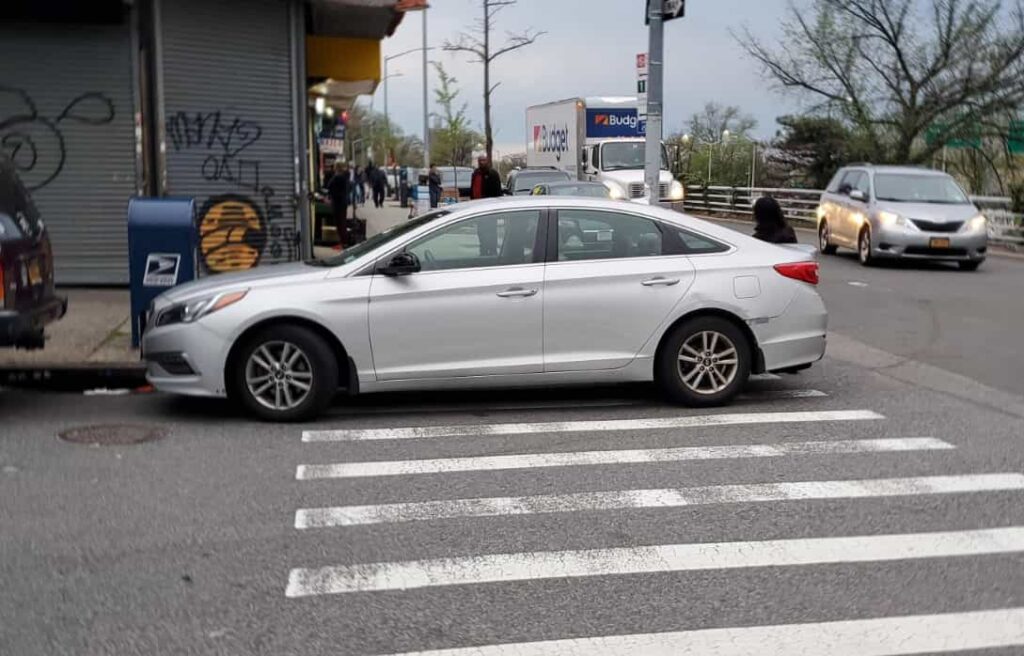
[858,228,874,266]
[818,220,838,255]
[230,324,338,422]
[657,316,751,407]
[959,260,982,272]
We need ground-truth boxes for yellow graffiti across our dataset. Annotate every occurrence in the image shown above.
[199,197,265,272]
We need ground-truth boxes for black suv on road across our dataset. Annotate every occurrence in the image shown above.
[0,155,66,349]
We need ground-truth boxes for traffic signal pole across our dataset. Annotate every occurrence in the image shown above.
[644,0,664,206]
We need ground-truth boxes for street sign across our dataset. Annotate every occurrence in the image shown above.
[318,137,345,154]
[926,122,981,149]
[637,52,649,118]
[1009,120,1024,155]
[646,0,685,24]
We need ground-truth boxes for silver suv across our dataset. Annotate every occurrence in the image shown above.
[816,165,987,271]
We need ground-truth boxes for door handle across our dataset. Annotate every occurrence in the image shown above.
[493,284,536,298]
[496,287,538,298]
[641,277,680,287]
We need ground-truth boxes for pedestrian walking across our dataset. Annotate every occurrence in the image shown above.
[326,161,351,248]
[752,196,798,244]
[471,156,503,255]
[428,164,442,209]
[371,166,387,208]
[353,166,366,206]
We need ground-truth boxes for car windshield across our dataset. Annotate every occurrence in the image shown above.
[601,142,670,171]
[874,174,970,204]
[514,171,570,192]
[308,209,451,267]
[545,184,609,198]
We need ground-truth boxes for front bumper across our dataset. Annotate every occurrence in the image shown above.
[141,320,229,398]
[0,295,68,349]
[872,226,987,261]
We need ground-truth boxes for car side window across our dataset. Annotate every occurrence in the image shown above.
[838,171,861,194]
[667,228,730,255]
[556,209,663,262]
[851,172,871,197]
[406,210,541,272]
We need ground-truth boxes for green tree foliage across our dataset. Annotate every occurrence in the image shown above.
[429,63,482,167]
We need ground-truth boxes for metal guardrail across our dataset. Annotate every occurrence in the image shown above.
[683,185,1024,247]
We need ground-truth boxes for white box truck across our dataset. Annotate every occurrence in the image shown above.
[525,96,683,204]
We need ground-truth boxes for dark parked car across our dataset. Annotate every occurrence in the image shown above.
[505,168,572,195]
[0,156,66,349]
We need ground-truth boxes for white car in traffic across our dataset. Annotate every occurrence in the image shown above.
[143,198,827,421]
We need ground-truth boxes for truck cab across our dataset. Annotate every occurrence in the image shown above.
[581,138,681,203]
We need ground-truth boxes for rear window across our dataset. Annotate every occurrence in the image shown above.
[0,213,26,242]
[0,156,42,239]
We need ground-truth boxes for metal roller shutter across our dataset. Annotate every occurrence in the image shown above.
[160,0,299,275]
[0,23,138,284]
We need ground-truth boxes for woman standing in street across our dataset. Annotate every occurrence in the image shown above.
[752,196,798,244]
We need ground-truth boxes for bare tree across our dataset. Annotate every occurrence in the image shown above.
[737,0,1024,163]
[443,0,544,162]
[687,103,758,143]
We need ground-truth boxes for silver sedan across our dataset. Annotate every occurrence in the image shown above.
[142,197,827,421]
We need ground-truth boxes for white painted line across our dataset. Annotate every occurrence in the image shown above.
[739,389,828,400]
[750,373,781,381]
[379,608,1024,655]
[295,438,953,481]
[302,410,882,442]
[848,281,869,288]
[294,473,1024,528]
[285,525,1024,597]
[344,399,646,416]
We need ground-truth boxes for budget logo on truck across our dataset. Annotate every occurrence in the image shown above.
[532,124,570,161]
[586,108,646,138]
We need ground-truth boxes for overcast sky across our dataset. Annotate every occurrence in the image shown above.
[375,0,807,155]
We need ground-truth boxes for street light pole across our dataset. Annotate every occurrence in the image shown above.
[644,0,664,206]
[422,9,430,170]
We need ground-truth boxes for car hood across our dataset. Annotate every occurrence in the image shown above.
[160,261,324,303]
[877,202,978,223]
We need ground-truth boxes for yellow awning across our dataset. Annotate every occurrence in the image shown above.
[306,36,381,83]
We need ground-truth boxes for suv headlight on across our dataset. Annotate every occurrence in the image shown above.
[155,290,248,327]
[878,210,916,230]
[604,181,627,200]
[668,180,685,201]
[960,213,987,233]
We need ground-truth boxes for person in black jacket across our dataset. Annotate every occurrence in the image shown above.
[326,161,350,247]
[752,196,798,244]
[428,164,443,208]
[471,156,503,255]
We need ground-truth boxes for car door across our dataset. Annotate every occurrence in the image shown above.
[368,208,546,381]
[837,171,869,245]
[543,207,696,372]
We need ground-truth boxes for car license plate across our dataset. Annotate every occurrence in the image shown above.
[27,260,43,285]
[930,238,951,249]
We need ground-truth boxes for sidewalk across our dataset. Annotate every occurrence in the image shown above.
[313,200,411,259]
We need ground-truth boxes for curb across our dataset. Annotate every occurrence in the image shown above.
[0,364,147,393]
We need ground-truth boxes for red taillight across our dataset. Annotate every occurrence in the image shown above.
[774,261,819,285]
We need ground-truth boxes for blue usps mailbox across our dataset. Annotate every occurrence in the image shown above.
[127,198,197,347]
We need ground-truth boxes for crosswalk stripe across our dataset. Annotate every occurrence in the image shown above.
[739,389,828,400]
[284,525,1024,597]
[751,373,782,381]
[295,438,953,480]
[302,410,882,442]
[294,473,1024,528]
[379,607,1024,655]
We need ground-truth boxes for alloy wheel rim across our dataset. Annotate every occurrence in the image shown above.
[860,232,870,262]
[245,341,314,411]
[820,224,830,250]
[677,331,739,395]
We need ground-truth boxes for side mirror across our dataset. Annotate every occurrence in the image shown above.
[849,189,867,202]
[378,251,421,276]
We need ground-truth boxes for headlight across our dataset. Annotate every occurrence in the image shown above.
[668,180,685,201]
[961,214,987,233]
[604,181,627,200]
[878,211,914,229]
[155,290,248,327]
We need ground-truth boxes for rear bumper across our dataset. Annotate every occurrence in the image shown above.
[0,296,67,348]
[873,227,987,261]
[752,284,828,372]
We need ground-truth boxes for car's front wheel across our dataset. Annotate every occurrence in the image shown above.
[657,316,752,407]
[229,324,338,422]
[858,228,874,266]
[819,220,838,255]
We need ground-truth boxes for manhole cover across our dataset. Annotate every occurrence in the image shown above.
[59,424,167,446]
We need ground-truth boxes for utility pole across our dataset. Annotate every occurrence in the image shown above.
[422,9,430,169]
[644,0,664,206]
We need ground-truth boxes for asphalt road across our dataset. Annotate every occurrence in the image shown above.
[3,224,1024,655]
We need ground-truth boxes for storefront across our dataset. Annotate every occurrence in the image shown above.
[0,0,403,284]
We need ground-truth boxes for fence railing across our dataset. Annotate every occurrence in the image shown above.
[683,185,1024,247]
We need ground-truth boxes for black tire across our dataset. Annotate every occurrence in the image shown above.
[229,324,338,422]
[818,220,838,255]
[656,316,752,407]
[959,260,982,272]
[858,227,874,266]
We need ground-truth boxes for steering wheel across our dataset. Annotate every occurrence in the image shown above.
[423,249,436,265]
